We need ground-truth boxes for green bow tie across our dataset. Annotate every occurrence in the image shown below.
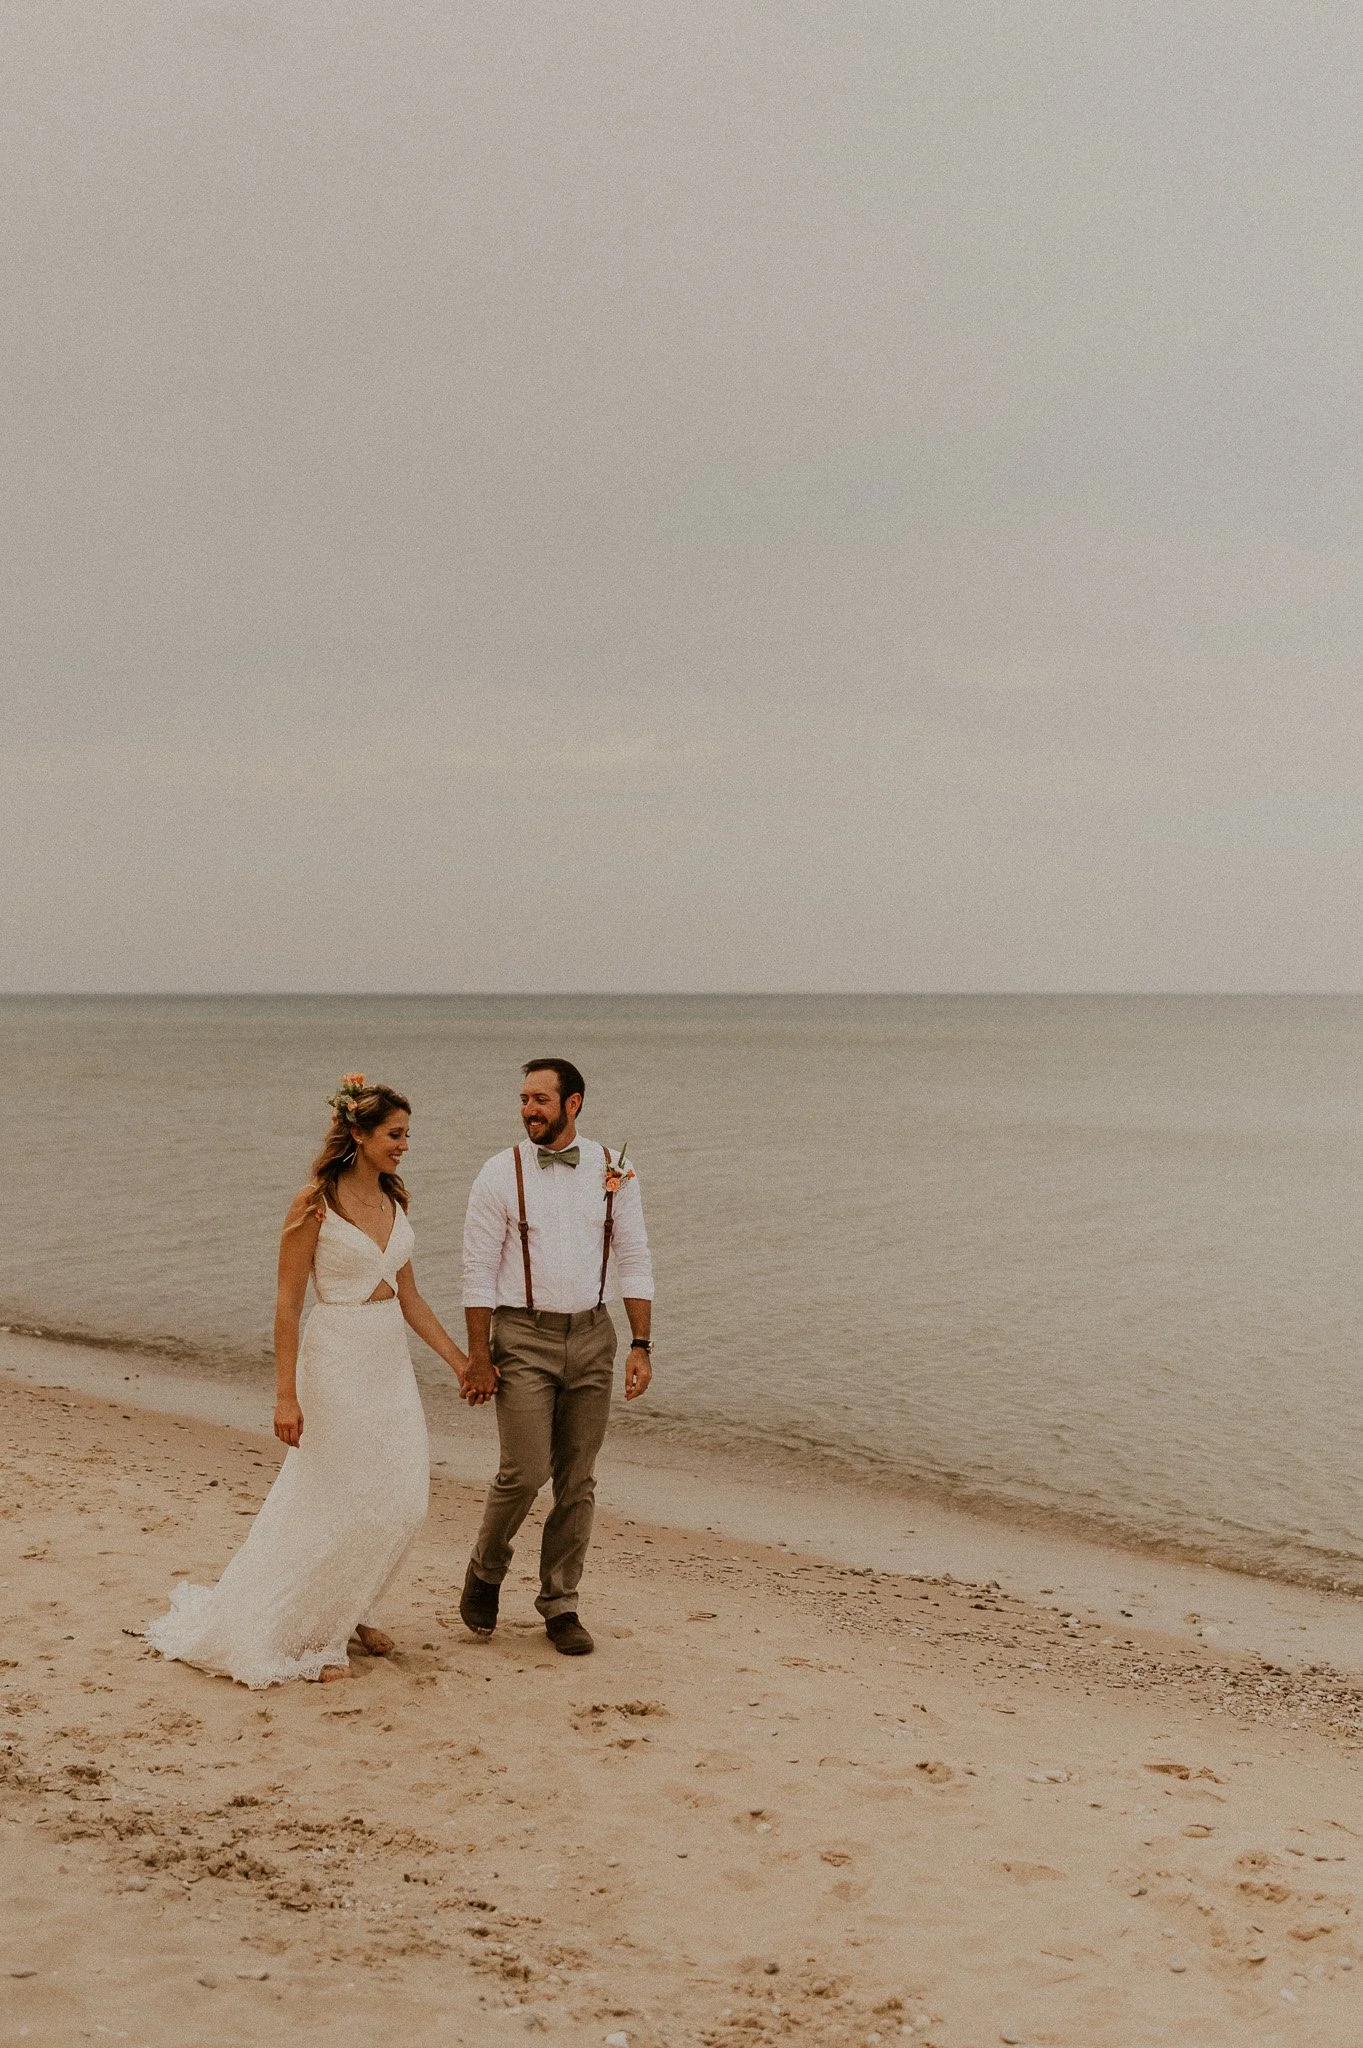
[537,1144,580,1169]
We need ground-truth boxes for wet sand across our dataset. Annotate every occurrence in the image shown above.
[4,1358,1363,2045]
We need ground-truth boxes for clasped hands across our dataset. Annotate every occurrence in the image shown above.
[459,1352,499,1406]
[456,1347,652,1405]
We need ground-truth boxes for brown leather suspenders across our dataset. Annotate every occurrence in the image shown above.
[512,1142,614,1315]
[512,1143,535,1312]
[597,1148,616,1309]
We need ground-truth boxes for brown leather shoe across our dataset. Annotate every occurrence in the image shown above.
[459,1562,499,1637]
[545,1612,594,1656]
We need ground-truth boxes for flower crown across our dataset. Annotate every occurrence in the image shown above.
[327,1073,368,1124]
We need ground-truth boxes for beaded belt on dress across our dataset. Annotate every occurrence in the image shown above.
[314,1294,400,1309]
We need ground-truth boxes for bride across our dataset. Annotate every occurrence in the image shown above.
[147,1076,467,1686]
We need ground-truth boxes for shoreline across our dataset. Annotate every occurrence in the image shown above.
[8,1312,1363,1600]
[9,1310,1363,1601]
[5,1326,1361,1678]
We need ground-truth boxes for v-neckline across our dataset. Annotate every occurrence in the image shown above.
[328,1196,397,1256]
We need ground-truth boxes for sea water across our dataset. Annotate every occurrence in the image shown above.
[6,994,1363,1588]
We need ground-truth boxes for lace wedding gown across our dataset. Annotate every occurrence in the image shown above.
[146,1202,429,1686]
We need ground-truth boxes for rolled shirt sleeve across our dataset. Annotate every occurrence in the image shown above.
[609,1166,655,1300]
[462,1156,511,1309]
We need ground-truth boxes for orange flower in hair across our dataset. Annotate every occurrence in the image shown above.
[327,1073,368,1122]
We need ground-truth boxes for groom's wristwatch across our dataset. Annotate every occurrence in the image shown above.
[629,1338,652,1353]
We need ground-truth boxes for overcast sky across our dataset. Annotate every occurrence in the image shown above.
[4,2,1362,992]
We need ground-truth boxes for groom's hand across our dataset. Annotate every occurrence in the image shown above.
[462,1351,500,1405]
[624,1347,652,1401]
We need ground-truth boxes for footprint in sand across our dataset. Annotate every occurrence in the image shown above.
[731,1808,779,1835]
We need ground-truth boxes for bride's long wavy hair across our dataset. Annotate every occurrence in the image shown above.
[298,1081,413,1224]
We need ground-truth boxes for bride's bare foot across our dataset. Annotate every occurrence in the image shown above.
[320,1662,351,1682]
[354,1625,394,1656]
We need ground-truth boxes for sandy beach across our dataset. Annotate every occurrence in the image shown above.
[5,1364,1363,2048]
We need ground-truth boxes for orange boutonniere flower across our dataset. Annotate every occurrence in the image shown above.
[603,1144,635,1197]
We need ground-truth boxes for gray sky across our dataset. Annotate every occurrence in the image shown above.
[4,1,1362,992]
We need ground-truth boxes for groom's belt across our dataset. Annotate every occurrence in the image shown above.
[493,1305,608,1335]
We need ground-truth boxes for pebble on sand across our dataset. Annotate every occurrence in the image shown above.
[196,1974,217,1989]
[236,1968,270,1981]
[605,2034,630,2047]
[8,1970,37,1980]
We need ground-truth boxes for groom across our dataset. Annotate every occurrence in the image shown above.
[457,1058,655,1655]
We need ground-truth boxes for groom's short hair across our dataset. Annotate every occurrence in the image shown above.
[522,1057,586,1107]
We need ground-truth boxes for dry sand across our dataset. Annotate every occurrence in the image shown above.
[4,1373,1363,2048]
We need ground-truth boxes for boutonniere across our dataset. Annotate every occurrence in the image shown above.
[603,1144,634,1197]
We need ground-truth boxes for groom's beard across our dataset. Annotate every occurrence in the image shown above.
[523,1106,569,1147]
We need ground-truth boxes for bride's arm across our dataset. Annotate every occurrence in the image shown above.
[274,1193,322,1446]
[395,1262,469,1385]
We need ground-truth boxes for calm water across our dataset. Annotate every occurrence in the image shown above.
[5,995,1363,1588]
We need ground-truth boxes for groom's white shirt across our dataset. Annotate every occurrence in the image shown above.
[461,1136,655,1314]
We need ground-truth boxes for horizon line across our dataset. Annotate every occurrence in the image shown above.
[5,989,1363,1002]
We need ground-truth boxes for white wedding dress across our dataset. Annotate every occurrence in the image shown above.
[146,1201,429,1687]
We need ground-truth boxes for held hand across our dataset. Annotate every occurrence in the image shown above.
[449,1349,471,1391]
[274,1396,304,1447]
[624,1347,652,1401]
[462,1353,500,1406]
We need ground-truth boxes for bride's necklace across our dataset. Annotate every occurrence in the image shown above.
[341,1177,388,1219]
